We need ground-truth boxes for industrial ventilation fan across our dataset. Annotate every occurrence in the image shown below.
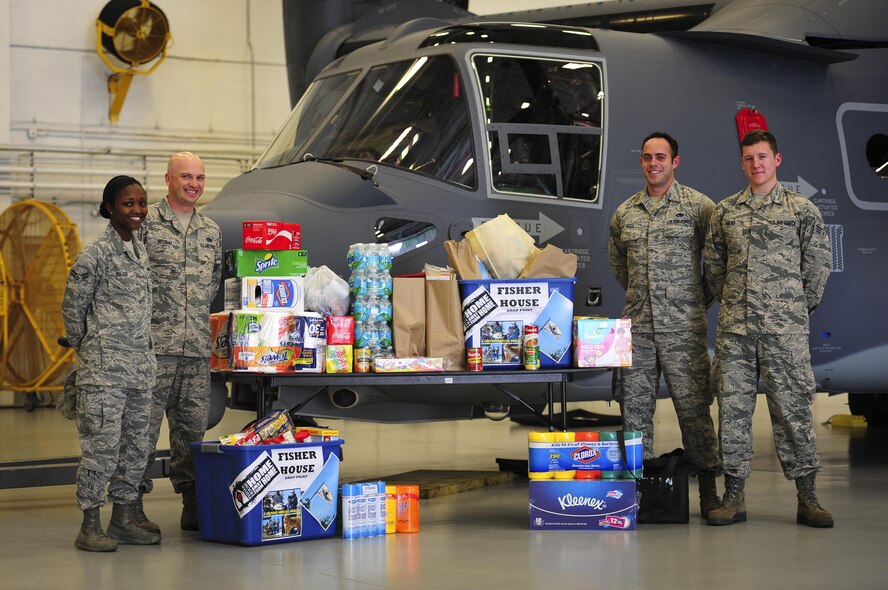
[0,201,81,410]
[96,0,172,123]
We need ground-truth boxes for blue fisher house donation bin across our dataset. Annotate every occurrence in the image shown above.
[190,439,344,546]
[458,277,575,369]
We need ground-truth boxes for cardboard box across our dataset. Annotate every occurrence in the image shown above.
[326,316,354,345]
[242,221,301,250]
[529,480,637,530]
[458,278,575,369]
[573,317,632,368]
[191,440,343,545]
[225,249,308,278]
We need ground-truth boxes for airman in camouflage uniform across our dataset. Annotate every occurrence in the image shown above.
[138,152,222,531]
[704,130,833,527]
[63,176,160,551]
[609,132,720,517]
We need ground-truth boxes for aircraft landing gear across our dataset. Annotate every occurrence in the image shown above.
[848,393,888,426]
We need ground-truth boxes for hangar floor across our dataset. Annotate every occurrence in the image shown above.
[1,393,886,590]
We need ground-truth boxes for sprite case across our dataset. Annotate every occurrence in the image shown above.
[226,249,308,278]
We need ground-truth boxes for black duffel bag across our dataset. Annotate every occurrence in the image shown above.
[618,433,691,524]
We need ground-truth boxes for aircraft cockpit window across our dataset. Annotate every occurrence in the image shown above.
[374,217,438,258]
[473,54,603,202]
[300,56,477,189]
[256,72,359,169]
[866,134,888,179]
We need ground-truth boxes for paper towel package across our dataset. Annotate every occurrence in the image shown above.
[229,311,326,372]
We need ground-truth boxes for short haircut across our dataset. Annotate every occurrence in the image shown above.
[642,131,679,159]
[741,130,778,154]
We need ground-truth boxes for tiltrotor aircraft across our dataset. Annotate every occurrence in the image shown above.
[203,0,888,426]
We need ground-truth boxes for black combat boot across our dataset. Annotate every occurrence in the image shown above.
[707,475,746,526]
[180,486,199,531]
[107,502,162,544]
[698,470,720,518]
[795,473,834,528]
[132,495,161,534]
[74,507,118,552]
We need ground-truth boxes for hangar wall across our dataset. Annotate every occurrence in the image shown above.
[1,0,292,244]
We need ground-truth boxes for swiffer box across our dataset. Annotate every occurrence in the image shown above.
[191,440,343,546]
[529,480,637,531]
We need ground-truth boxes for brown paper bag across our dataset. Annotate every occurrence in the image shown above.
[392,277,426,357]
[425,279,467,370]
[519,244,578,278]
[444,239,483,280]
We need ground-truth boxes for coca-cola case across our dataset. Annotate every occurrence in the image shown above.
[243,221,301,250]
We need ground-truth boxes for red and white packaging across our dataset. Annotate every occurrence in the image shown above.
[242,221,301,250]
[326,316,355,345]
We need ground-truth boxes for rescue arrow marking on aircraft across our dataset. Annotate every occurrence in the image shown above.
[471,212,565,244]
[781,176,819,199]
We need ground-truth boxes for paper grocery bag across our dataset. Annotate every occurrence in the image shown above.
[425,279,467,370]
[393,277,426,357]
[465,214,537,279]
[444,239,483,280]
[519,244,578,278]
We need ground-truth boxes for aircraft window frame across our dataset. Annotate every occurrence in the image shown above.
[255,71,360,170]
[297,55,478,189]
[471,53,605,204]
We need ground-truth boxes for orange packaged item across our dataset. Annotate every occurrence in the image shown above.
[396,484,420,533]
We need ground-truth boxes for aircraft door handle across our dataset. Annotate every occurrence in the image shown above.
[586,287,602,307]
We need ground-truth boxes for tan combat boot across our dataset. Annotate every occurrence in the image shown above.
[74,507,118,552]
[180,486,200,531]
[795,473,834,528]
[707,475,746,526]
[107,502,162,544]
[698,470,720,518]
[132,495,161,534]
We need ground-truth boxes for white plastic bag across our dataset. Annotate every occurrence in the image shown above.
[304,265,350,316]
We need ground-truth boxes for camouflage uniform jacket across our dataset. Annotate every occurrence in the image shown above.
[62,224,156,387]
[608,180,716,334]
[140,197,222,357]
[704,184,831,335]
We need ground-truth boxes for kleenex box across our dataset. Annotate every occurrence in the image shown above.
[529,480,637,530]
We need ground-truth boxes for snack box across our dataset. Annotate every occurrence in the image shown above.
[529,480,637,531]
[241,276,304,312]
[573,317,632,368]
[225,249,309,278]
[243,221,301,250]
[458,278,575,369]
[191,440,343,546]
[373,357,445,372]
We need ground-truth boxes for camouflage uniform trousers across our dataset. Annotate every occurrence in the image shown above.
[76,384,151,511]
[713,332,821,480]
[141,355,210,494]
[613,331,719,469]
